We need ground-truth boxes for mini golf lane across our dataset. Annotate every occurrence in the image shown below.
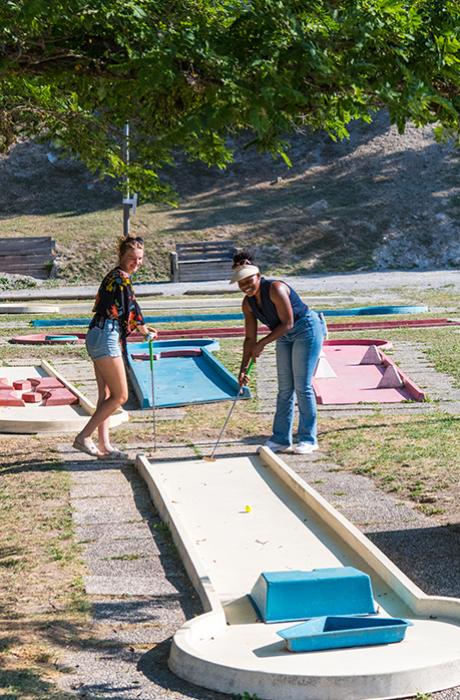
[135,448,460,700]
[0,361,128,433]
[126,339,250,408]
[314,340,425,404]
[29,305,429,328]
[11,318,460,345]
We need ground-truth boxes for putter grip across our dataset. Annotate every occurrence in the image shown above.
[244,359,254,377]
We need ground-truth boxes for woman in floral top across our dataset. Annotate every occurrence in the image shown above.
[73,236,157,459]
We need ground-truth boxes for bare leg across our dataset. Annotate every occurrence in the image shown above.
[75,356,128,444]
[94,363,112,453]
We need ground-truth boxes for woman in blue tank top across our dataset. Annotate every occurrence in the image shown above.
[231,252,326,454]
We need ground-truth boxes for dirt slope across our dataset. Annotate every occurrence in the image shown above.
[0,111,458,284]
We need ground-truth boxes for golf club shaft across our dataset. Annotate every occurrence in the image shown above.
[148,339,157,452]
[208,359,254,460]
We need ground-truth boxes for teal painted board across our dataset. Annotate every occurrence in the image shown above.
[31,313,243,327]
[126,339,250,408]
[278,615,412,652]
[323,305,427,317]
[44,335,79,343]
[30,305,428,328]
[250,567,376,623]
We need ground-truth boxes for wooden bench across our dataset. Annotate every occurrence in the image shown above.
[0,236,56,279]
[170,241,237,282]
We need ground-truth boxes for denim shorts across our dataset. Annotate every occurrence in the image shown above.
[85,319,122,360]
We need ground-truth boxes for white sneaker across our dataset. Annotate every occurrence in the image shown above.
[264,439,293,453]
[293,442,318,455]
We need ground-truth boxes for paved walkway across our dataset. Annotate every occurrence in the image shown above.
[3,268,460,300]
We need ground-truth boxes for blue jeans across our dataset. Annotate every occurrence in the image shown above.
[271,311,326,446]
[85,319,122,360]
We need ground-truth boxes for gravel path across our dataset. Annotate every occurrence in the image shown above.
[2,268,460,301]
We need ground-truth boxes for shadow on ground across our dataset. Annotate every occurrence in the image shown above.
[368,525,460,598]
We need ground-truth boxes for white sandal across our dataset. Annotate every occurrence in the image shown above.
[97,449,129,460]
[72,437,101,457]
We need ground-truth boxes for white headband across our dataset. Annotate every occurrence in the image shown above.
[229,264,260,284]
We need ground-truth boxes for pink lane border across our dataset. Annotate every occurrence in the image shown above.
[379,350,426,402]
[10,317,459,345]
[314,345,425,404]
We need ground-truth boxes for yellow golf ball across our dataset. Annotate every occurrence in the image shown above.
[244,505,252,513]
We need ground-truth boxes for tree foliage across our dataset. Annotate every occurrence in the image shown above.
[1,0,459,200]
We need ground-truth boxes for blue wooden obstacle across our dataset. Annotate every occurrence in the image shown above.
[250,567,376,623]
[30,305,428,328]
[278,615,412,652]
[126,338,250,408]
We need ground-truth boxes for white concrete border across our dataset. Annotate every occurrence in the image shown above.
[0,303,60,314]
[135,449,460,700]
[0,360,128,433]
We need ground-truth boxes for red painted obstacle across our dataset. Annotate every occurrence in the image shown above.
[11,333,87,345]
[9,318,460,346]
[23,392,42,403]
[131,349,203,361]
[0,374,78,407]
[42,388,79,406]
[28,377,65,391]
[13,379,32,391]
[0,390,25,406]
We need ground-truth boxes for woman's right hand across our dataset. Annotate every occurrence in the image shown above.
[145,326,158,341]
[239,367,252,386]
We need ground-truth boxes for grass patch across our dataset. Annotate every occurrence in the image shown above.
[321,412,460,517]
[0,436,90,698]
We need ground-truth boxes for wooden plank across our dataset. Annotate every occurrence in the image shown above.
[178,262,232,271]
[177,248,234,256]
[0,237,55,254]
[178,263,232,282]
[177,240,234,251]
[179,272,231,282]
[0,236,53,244]
[178,255,235,263]
[0,253,53,262]
[0,247,54,258]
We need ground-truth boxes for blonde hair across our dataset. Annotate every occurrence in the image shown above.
[117,235,144,260]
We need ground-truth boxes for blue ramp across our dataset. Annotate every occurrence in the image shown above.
[126,339,250,408]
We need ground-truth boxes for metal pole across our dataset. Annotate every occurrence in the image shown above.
[122,121,130,237]
[148,338,157,452]
[205,359,254,461]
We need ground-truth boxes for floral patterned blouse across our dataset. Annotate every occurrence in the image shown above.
[89,267,144,340]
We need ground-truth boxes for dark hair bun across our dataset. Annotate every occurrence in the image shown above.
[232,250,254,268]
